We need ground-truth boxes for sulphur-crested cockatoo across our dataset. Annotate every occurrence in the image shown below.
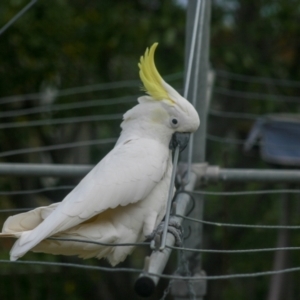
[0,43,200,266]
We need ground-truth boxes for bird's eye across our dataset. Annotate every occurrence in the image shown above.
[170,118,179,128]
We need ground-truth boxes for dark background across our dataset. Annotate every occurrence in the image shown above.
[0,0,300,299]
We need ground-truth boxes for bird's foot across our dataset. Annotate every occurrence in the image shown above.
[146,217,183,250]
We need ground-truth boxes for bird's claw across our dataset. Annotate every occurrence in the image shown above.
[146,217,183,250]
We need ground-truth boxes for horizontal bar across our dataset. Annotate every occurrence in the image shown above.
[0,163,299,182]
[195,165,300,183]
[219,168,300,182]
[0,163,92,177]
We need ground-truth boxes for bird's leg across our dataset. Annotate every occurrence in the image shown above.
[146,216,183,250]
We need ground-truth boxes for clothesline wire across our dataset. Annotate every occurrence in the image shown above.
[0,113,123,130]
[176,214,300,229]
[2,234,299,256]
[0,138,117,158]
[0,0,37,36]
[0,95,136,119]
[0,73,183,105]
[1,186,300,197]
[2,235,299,255]
[0,186,74,196]
[0,259,300,281]
[191,189,300,196]
[214,87,300,103]
[169,245,300,254]
[206,134,244,144]
[1,208,299,230]
[209,109,259,120]
[207,133,300,148]
[2,69,300,105]
[215,69,300,87]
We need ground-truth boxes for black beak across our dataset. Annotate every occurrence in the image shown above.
[169,132,190,152]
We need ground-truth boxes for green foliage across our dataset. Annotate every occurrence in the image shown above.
[0,1,186,299]
[0,0,300,299]
[205,1,300,299]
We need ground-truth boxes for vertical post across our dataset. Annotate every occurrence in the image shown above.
[172,0,212,299]
[185,0,211,161]
[267,189,291,300]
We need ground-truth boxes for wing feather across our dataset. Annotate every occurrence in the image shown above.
[10,137,170,260]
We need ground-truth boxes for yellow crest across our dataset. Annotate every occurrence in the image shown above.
[138,43,173,102]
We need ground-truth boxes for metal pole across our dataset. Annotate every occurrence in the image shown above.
[160,146,180,250]
[2,163,300,183]
[171,0,212,299]
[193,165,300,183]
[134,173,198,297]
[0,163,92,177]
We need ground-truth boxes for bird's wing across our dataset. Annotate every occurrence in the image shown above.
[66,138,169,219]
[10,137,170,260]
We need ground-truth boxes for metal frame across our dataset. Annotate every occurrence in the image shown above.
[1,163,300,183]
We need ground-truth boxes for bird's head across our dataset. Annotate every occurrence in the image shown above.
[121,43,200,149]
[137,43,200,135]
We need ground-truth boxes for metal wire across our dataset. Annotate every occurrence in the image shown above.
[2,229,299,255]
[0,259,144,274]
[0,185,74,196]
[185,0,206,184]
[48,237,150,248]
[206,134,245,144]
[191,189,300,196]
[1,205,300,280]
[0,138,117,158]
[0,0,37,36]
[1,259,300,281]
[0,81,139,105]
[0,73,182,105]
[3,186,296,198]
[168,245,300,254]
[176,214,300,230]
[214,87,300,103]
[183,0,202,99]
[2,230,298,255]
[48,238,300,255]
[0,96,136,119]
[0,113,122,129]
[209,109,259,120]
[215,69,300,87]
[207,132,300,147]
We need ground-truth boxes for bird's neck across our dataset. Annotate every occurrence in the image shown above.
[117,103,173,147]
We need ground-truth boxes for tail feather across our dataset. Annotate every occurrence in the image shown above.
[10,231,33,261]
[8,206,79,261]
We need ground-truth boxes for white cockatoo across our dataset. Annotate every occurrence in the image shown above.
[0,43,200,266]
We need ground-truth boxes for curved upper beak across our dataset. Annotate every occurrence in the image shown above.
[169,132,190,152]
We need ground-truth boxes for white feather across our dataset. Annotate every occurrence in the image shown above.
[7,136,170,261]
[0,48,200,264]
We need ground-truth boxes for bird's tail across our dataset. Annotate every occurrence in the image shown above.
[9,230,37,261]
[2,202,61,261]
[0,230,37,261]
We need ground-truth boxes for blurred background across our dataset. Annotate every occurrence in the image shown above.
[0,0,300,299]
